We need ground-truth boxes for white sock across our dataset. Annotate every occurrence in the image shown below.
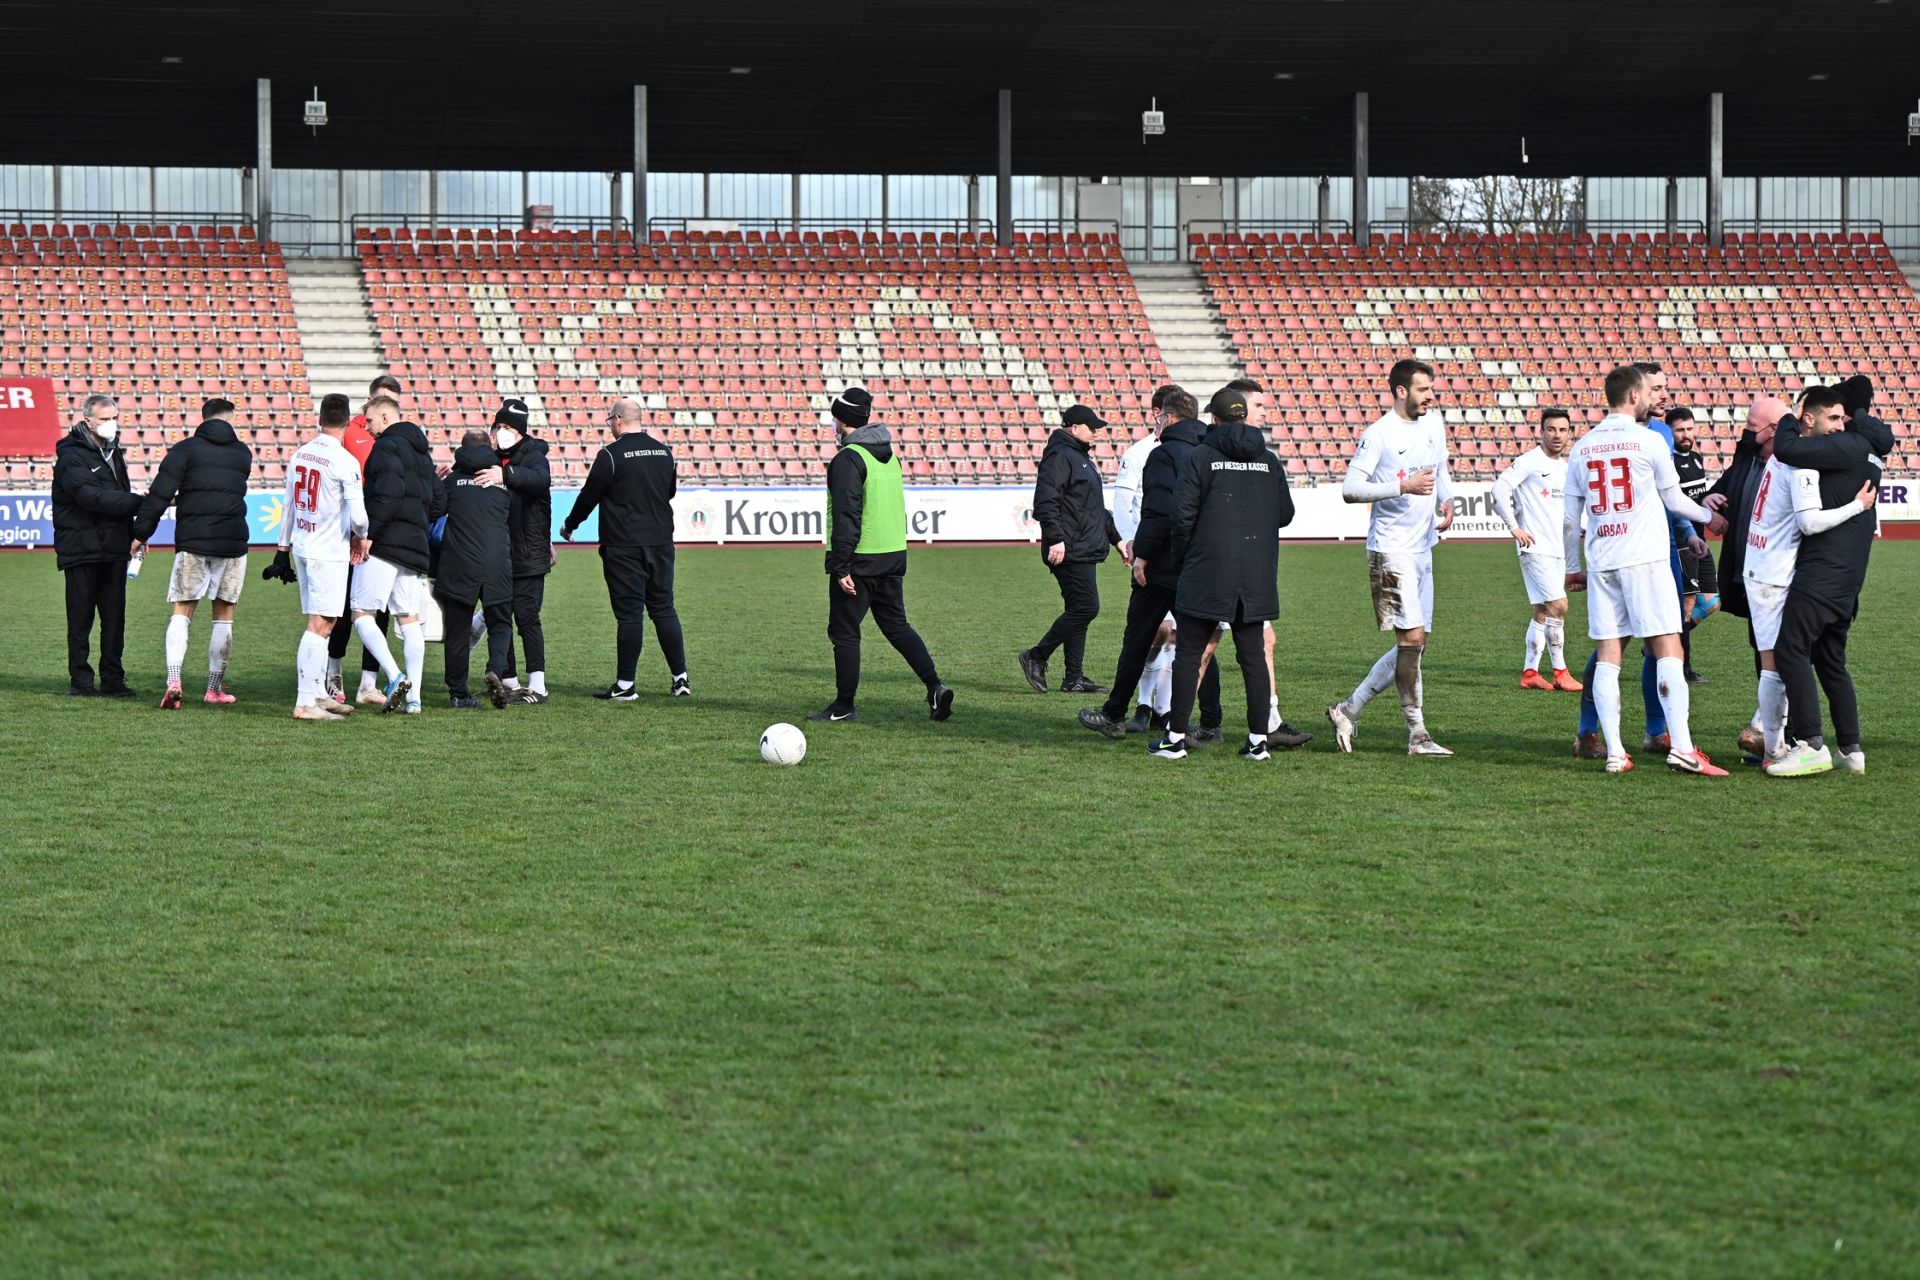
[400,622,426,701]
[358,668,378,694]
[504,676,523,690]
[208,621,232,690]
[165,614,189,684]
[528,670,546,696]
[1544,618,1567,670]
[1401,647,1427,736]
[1524,620,1545,673]
[1758,670,1787,757]
[1655,656,1693,756]
[326,656,342,680]
[1248,732,1267,750]
[1350,647,1399,715]
[296,631,326,707]
[615,678,634,691]
[1268,693,1281,734]
[1150,650,1173,716]
[354,615,402,682]
[1593,661,1623,758]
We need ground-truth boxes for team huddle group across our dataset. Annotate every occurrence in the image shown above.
[48,356,1891,774]
[1022,360,1889,776]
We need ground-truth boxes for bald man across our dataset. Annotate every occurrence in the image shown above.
[1701,395,1790,759]
[561,397,689,700]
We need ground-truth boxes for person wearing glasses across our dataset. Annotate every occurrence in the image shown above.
[559,397,689,702]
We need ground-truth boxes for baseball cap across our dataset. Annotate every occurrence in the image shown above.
[1061,404,1107,430]
[1207,387,1249,422]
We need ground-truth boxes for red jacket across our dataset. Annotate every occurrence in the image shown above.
[343,414,376,472]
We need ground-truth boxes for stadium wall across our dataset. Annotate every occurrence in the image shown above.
[3,482,1913,551]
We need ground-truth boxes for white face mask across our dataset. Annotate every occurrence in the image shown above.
[91,421,118,441]
[494,427,520,451]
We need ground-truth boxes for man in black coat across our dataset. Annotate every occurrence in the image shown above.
[1078,388,1217,737]
[435,431,516,709]
[489,398,554,704]
[349,410,443,713]
[561,396,689,702]
[1764,376,1895,776]
[1018,404,1122,695]
[51,393,144,697]
[132,397,254,708]
[1149,396,1297,761]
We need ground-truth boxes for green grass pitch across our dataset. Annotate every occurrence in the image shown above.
[4,541,1916,1277]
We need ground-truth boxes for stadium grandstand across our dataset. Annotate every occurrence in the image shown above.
[2,0,1917,506]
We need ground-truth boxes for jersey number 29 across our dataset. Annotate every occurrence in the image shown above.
[293,464,321,513]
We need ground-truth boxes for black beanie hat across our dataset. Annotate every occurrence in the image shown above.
[494,398,531,432]
[831,386,873,427]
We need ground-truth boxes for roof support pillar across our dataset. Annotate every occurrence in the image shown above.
[256,78,272,238]
[997,89,1013,246]
[1706,92,1724,247]
[1352,92,1369,245]
[633,86,649,233]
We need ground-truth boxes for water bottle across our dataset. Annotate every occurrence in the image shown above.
[127,547,147,580]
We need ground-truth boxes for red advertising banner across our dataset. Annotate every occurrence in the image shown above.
[0,379,62,455]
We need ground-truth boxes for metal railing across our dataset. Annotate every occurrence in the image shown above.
[0,208,250,233]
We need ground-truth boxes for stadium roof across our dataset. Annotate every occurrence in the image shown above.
[7,0,1920,177]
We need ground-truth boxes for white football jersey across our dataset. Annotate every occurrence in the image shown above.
[1562,414,1683,572]
[1743,456,1815,588]
[1347,409,1451,554]
[1111,432,1158,541]
[283,433,368,561]
[1492,445,1569,559]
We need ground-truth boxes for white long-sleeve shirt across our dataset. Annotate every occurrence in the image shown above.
[1110,432,1158,541]
[1562,413,1710,572]
[1343,409,1452,554]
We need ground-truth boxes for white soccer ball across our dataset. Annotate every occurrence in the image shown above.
[760,722,807,766]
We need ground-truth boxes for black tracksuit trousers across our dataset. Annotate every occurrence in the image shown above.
[1030,560,1100,682]
[1100,580,1221,726]
[601,544,686,683]
[1775,591,1861,751]
[436,594,513,698]
[828,572,939,709]
[64,561,128,689]
[1168,607,1270,738]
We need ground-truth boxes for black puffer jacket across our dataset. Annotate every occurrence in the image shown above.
[132,418,253,556]
[51,427,142,570]
[363,421,443,573]
[435,442,513,606]
[1170,421,1296,622]
[1129,418,1206,587]
[1772,408,1897,614]
[500,435,552,577]
[1031,429,1119,564]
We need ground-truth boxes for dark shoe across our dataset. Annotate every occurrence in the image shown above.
[1078,707,1129,740]
[449,694,481,709]
[1641,732,1672,754]
[1016,649,1048,694]
[671,675,691,698]
[1148,733,1188,760]
[806,704,858,724]
[927,682,954,722]
[1238,738,1272,762]
[484,672,509,709]
[1189,726,1225,747]
[1270,722,1315,750]
[67,684,98,698]
[1684,671,1710,686]
[593,682,638,702]
[508,689,549,705]
[98,684,137,699]
[1573,732,1606,760]
[1126,704,1152,734]
[1059,675,1107,694]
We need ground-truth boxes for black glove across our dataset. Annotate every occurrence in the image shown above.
[1838,374,1873,417]
[262,548,298,584]
[559,524,576,542]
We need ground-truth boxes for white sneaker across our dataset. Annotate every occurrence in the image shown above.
[293,700,347,721]
[1326,703,1356,753]
[402,699,423,716]
[1408,731,1454,757]
[1837,750,1865,774]
[356,686,388,707]
[1763,741,1832,777]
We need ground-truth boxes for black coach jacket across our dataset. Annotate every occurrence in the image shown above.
[500,435,553,578]
[564,431,677,547]
[1772,409,1896,614]
[51,427,142,570]
[1032,429,1119,565]
[435,442,514,606]
[1129,418,1206,588]
[1170,421,1295,623]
